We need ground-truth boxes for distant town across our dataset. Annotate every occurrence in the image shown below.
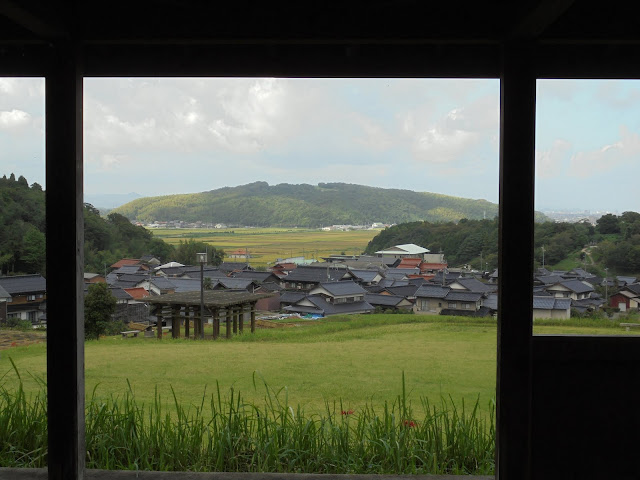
[140,220,394,231]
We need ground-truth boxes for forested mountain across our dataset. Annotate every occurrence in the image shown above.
[0,174,46,275]
[114,182,503,226]
[0,173,179,276]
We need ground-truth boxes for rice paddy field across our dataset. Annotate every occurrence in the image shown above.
[149,227,381,267]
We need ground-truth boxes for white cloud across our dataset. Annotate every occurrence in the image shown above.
[536,139,572,179]
[404,94,498,164]
[0,109,31,129]
[0,78,15,94]
[350,113,393,152]
[569,126,640,177]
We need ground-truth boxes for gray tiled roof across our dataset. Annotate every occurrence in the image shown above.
[315,281,366,296]
[231,271,281,283]
[617,276,637,286]
[113,265,144,275]
[280,291,307,304]
[453,277,496,293]
[445,291,484,302]
[559,280,594,294]
[483,293,498,310]
[218,278,257,290]
[285,266,349,283]
[0,274,46,295]
[148,277,178,290]
[533,296,572,310]
[378,278,409,288]
[536,275,565,285]
[219,262,253,272]
[305,295,374,315]
[365,293,409,307]
[385,285,420,297]
[0,284,11,299]
[348,269,382,283]
[414,285,450,299]
[167,278,202,292]
[109,287,133,300]
[624,283,640,295]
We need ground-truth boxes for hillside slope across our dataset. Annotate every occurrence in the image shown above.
[114,182,501,227]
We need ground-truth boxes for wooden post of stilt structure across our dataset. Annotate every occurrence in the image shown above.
[195,306,199,337]
[251,306,256,333]
[156,308,163,339]
[213,308,219,340]
[171,306,180,339]
[233,307,238,334]
[226,309,231,339]
[239,305,245,334]
[184,306,190,339]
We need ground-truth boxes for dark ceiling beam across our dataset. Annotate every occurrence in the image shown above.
[83,43,502,78]
[510,0,575,39]
[534,44,640,78]
[0,0,68,40]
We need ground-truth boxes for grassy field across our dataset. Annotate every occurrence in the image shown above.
[2,314,637,416]
[149,227,380,267]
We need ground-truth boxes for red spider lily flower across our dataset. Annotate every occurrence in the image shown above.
[341,409,355,415]
[403,420,417,428]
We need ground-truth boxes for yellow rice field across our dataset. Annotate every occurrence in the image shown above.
[149,227,382,267]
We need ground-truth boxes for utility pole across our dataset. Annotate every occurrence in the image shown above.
[541,245,545,268]
[605,267,609,307]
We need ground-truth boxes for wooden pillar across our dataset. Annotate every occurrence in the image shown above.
[233,307,238,334]
[184,306,190,339]
[239,305,245,334]
[156,309,164,339]
[251,305,256,333]
[497,41,535,480]
[213,308,219,339]
[171,306,180,339]
[226,309,232,339]
[46,39,85,480]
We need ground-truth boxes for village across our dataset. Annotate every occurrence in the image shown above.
[2,242,640,331]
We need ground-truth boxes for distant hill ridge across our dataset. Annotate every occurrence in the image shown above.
[113,181,501,227]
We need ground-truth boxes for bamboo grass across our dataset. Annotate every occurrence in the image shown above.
[0,367,494,474]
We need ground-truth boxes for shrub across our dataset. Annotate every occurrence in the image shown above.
[5,318,33,331]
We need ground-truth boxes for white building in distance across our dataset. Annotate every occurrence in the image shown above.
[374,243,430,260]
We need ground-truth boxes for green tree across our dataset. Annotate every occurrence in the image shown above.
[84,283,117,340]
[21,226,46,274]
[174,238,224,266]
[596,213,621,234]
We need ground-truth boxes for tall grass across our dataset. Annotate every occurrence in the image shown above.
[0,359,47,467]
[0,368,495,474]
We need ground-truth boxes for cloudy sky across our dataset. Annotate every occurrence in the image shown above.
[1,76,639,213]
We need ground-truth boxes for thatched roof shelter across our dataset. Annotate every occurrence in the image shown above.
[146,290,273,308]
[147,290,275,339]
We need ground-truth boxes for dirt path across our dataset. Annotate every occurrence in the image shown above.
[581,246,595,265]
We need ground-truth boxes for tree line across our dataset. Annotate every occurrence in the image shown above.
[365,213,640,275]
[0,174,224,277]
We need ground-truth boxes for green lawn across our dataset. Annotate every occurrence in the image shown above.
[2,315,637,416]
